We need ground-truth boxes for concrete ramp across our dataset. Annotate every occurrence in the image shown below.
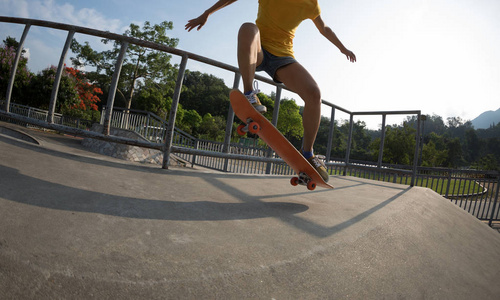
[1,126,500,299]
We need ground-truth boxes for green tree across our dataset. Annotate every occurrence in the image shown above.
[464,129,482,163]
[446,116,473,139]
[24,66,79,111]
[0,37,32,102]
[277,99,303,140]
[421,140,448,167]
[350,121,373,161]
[70,21,179,110]
[444,137,464,168]
[258,92,274,120]
[180,70,230,118]
[383,123,416,165]
[135,78,175,117]
[473,154,498,171]
[180,109,203,134]
[314,116,335,157]
[198,113,226,141]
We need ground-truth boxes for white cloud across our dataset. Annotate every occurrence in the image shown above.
[1,0,122,32]
[0,0,30,18]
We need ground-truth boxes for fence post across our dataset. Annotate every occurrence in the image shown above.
[488,176,500,227]
[265,85,282,174]
[5,24,31,112]
[377,114,387,169]
[326,108,336,162]
[48,30,75,124]
[163,53,188,169]
[343,114,354,176]
[223,72,241,172]
[445,171,452,198]
[410,112,422,187]
[103,41,128,136]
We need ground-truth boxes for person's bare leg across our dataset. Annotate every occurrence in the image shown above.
[237,23,263,93]
[275,63,321,153]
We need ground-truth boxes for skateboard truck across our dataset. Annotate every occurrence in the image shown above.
[290,172,317,191]
[237,118,261,135]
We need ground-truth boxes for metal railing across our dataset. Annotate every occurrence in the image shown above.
[0,101,94,130]
[4,100,498,224]
[101,106,279,171]
[0,16,421,178]
[1,16,498,225]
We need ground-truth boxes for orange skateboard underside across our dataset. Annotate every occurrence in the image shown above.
[230,89,333,190]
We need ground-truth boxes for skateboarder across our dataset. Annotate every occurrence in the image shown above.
[186,0,356,182]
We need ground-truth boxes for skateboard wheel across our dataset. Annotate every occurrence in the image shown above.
[248,122,260,134]
[237,124,246,136]
[307,181,316,191]
[290,177,299,186]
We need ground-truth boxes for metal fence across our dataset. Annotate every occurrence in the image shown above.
[0,16,422,178]
[0,16,498,225]
[0,101,94,130]
[101,106,279,172]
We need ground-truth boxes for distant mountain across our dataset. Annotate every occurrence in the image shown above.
[472,108,500,129]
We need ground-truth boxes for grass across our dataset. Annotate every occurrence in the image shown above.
[328,167,486,196]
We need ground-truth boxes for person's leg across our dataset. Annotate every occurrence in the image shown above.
[275,62,321,153]
[275,63,328,181]
[237,23,264,93]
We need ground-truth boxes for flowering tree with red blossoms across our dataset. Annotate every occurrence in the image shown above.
[62,66,103,121]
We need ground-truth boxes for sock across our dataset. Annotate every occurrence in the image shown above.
[302,150,313,159]
[244,90,257,104]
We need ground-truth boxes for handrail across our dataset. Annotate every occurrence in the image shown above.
[0,16,422,181]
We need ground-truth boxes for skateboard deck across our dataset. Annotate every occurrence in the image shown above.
[230,89,333,190]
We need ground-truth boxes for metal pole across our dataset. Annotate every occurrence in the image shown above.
[5,24,31,112]
[222,72,241,172]
[326,108,336,162]
[344,114,354,176]
[48,30,75,123]
[162,53,188,169]
[419,115,427,165]
[271,86,282,127]
[103,41,128,135]
[410,112,422,187]
[265,85,282,174]
[377,114,387,168]
[488,175,500,227]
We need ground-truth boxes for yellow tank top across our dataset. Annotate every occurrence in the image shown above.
[256,0,321,58]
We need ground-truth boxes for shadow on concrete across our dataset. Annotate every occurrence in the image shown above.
[1,128,411,238]
[0,164,309,221]
[203,173,411,237]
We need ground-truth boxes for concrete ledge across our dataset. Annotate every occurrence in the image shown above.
[82,124,164,165]
[0,125,40,144]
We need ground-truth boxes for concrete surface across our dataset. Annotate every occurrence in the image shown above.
[1,122,500,299]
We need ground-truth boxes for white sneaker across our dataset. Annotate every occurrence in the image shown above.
[245,82,267,113]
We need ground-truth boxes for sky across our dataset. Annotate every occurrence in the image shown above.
[0,0,499,129]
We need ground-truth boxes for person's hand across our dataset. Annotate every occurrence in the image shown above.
[185,13,209,32]
[341,49,356,63]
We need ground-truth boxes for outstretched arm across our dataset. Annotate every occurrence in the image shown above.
[185,0,238,32]
[312,15,356,62]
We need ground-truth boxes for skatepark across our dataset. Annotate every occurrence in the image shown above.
[1,122,500,299]
[1,15,500,299]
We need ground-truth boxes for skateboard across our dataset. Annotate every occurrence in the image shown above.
[230,89,333,190]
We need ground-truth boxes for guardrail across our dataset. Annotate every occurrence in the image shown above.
[2,16,497,224]
[0,16,422,181]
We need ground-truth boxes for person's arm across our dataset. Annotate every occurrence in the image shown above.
[185,0,238,32]
[312,15,356,62]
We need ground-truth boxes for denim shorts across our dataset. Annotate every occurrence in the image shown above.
[256,47,297,83]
